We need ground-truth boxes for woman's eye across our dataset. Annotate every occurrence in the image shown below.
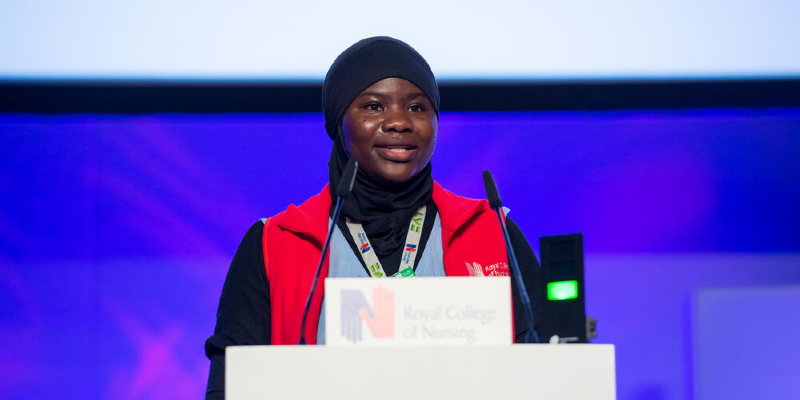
[409,104,424,112]
[366,103,382,111]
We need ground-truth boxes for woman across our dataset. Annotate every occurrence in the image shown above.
[205,36,544,398]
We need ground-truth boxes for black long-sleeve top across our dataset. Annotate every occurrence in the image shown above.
[204,215,544,399]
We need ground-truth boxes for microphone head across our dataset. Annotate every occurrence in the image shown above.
[482,170,502,209]
[336,158,358,198]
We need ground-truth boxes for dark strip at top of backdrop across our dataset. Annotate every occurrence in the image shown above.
[1,78,798,113]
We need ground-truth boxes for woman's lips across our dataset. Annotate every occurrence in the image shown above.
[375,146,417,162]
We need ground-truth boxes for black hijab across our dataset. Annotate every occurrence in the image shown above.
[324,37,440,260]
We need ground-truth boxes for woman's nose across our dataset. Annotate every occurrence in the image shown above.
[381,108,413,133]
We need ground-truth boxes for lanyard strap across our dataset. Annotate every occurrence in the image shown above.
[345,206,427,278]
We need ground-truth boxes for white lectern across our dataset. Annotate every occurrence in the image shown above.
[226,344,615,400]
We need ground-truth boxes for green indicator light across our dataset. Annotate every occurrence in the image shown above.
[547,280,578,301]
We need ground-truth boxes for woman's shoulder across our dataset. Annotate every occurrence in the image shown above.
[234,220,266,254]
[432,181,489,209]
[432,181,493,231]
[257,186,332,246]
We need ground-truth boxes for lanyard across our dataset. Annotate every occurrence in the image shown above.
[345,206,426,278]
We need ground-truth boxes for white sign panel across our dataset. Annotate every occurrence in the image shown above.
[325,277,512,346]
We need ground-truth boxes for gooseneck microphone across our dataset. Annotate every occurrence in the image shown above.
[482,170,539,343]
[298,158,358,345]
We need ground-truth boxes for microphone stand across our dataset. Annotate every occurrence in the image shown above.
[298,158,358,345]
[483,170,539,344]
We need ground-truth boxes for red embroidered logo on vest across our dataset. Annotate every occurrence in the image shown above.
[465,261,510,277]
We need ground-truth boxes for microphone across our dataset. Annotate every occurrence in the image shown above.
[298,158,358,345]
[482,170,539,343]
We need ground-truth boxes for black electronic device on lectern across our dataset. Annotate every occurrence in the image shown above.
[539,233,595,343]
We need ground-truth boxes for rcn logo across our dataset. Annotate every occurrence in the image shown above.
[340,286,395,343]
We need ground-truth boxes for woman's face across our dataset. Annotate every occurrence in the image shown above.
[342,77,438,186]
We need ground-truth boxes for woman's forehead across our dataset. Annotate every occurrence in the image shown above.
[355,78,427,99]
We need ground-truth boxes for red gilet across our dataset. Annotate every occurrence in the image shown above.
[261,182,510,344]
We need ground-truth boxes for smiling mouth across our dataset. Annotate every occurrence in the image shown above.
[375,145,417,161]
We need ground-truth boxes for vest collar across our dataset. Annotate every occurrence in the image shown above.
[275,185,333,247]
[275,182,490,247]
[431,182,491,240]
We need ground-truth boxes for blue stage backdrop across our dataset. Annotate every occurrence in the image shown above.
[1,109,799,399]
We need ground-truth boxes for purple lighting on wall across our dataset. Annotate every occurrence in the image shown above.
[1,108,799,399]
